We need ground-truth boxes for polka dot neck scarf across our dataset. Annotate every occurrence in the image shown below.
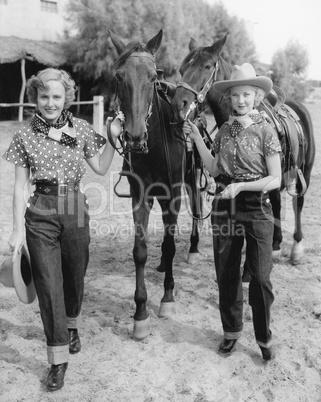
[227,110,263,137]
[30,110,77,147]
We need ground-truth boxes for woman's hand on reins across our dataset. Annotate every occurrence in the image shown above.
[182,120,202,142]
[109,111,125,138]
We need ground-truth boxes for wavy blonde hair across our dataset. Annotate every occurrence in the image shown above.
[26,68,77,109]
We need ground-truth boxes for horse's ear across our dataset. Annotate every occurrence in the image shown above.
[189,37,198,51]
[145,29,163,55]
[207,32,229,55]
[108,30,126,55]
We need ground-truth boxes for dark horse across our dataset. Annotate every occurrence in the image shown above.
[108,30,202,339]
[171,35,315,263]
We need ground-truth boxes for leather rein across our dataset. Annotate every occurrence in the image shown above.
[172,59,221,220]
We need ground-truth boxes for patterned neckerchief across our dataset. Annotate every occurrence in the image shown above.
[227,110,263,137]
[30,110,77,147]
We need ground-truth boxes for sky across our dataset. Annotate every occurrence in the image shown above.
[205,0,321,80]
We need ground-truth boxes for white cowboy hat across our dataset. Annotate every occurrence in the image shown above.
[0,244,36,304]
[214,63,273,94]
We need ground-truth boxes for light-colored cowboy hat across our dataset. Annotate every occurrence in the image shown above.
[214,63,273,94]
[0,244,36,304]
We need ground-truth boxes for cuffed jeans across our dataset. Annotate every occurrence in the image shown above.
[25,190,90,364]
[211,189,274,347]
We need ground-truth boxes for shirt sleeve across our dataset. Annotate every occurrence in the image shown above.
[263,125,282,157]
[82,121,107,159]
[2,132,29,168]
[212,127,224,154]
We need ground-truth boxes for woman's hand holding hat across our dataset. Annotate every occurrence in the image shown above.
[8,231,24,262]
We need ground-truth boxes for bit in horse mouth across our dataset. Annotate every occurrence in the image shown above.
[125,143,149,154]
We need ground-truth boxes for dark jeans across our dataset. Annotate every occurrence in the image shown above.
[25,190,90,363]
[211,189,274,346]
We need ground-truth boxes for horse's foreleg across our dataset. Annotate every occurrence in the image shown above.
[188,216,200,264]
[291,195,304,264]
[269,189,283,259]
[157,200,179,318]
[132,199,153,340]
[186,167,201,264]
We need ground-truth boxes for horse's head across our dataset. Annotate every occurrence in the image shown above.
[109,30,163,154]
[171,33,229,124]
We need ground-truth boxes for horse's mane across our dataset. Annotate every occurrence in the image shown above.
[115,42,147,69]
[218,56,232,80]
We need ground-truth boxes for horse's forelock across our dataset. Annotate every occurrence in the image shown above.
[180,48,202,74]
[114,42,146,69]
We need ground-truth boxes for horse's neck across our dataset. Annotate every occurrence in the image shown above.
[207,92,229,128]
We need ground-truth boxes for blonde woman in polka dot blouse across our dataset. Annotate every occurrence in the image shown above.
[182,63,282,362]
[3,68,123,391]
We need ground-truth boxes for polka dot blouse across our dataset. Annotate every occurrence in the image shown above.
[212,110,281,181]
[3,116,106,185]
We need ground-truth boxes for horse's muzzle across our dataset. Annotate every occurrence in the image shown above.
[124,131,149,154]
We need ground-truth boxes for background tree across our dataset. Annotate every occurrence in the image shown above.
[270,40,311,101]
[63,0,256,109]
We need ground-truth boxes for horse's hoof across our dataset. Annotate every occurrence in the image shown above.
[133,316,151,340]
[158,301,175,317]
[291,241,304,264]
[187,252,200,265]
[272,249,282,261]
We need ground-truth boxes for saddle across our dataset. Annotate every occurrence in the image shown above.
[260,86,307,196]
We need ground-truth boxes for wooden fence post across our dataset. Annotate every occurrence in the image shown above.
[93,95,104,134]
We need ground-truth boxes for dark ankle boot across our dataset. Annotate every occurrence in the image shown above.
[68,328,81,354]
[219,338,237,353]
[260,345,276,361]
[46,362,68,391]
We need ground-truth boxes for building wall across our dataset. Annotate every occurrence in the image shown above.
[0,0,69,42]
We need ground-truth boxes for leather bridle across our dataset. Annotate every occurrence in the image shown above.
[176,59,220,121]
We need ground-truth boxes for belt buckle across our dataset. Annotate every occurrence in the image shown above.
[58,184,67,196]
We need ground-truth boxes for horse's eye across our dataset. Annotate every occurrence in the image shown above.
[205,64,212,70]
[150,75,157,83]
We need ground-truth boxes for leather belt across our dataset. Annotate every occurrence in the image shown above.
[35,183,80,196]
[216,174,258,186]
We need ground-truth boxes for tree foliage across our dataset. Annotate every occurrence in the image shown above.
[270,40,310,101]
[63,0,256,107]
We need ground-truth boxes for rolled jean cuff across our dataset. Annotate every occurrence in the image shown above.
[47,345,69,365]
[223,330,242,340]
[67,314,81,329]
[256,338,273,348]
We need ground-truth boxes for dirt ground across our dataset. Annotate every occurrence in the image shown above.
[0,90,320,402]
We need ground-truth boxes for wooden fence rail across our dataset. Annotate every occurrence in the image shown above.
[0,95,104,134]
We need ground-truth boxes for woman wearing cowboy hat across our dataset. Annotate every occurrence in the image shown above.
[183,63,282,361]
[3,68,124,391]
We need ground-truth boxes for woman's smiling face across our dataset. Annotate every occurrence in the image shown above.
[230,85,256,115]
[37,80,66,124]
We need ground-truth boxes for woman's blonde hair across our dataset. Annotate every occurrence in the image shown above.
[221,85,266,113]
[26,68,77,109]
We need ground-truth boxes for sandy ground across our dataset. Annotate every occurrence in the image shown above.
[0,91,321,402]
